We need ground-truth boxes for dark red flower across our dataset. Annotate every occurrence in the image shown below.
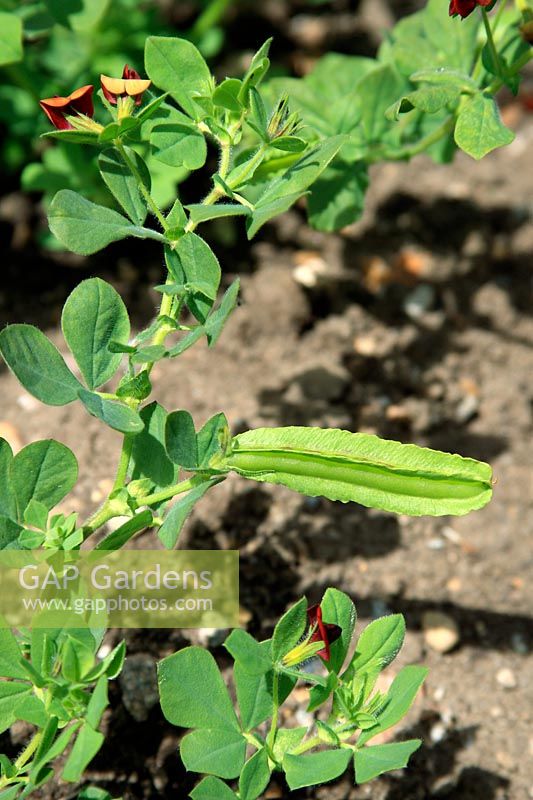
[39,85,94,131]
[307,604,342,662]
[100,64,151,106]
[449,0,492,19]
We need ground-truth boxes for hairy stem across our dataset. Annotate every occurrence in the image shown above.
[115,139,169,231]
[113,435,134,491]
[185,139,232,233]
[266,670,280,752]
[0,731,42,788]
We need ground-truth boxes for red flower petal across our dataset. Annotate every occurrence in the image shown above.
[307,604,342,662]
[122,64,141,81]
[449,0,491,17]
[39,85,94,130]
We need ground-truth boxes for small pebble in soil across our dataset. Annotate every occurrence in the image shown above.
[496,667,517,690]
[433,686,446,702]
[510,632,529,654]
[422,611,460,653]
[403,284,435,319]
[446,577,462,593]
[16,393,39,411]
[455,393,479,424]
[430,722,447,743]
[427,537,445,550]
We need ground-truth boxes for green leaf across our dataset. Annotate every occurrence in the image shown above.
[32,716,59,767]
[213,78,242,112]
[454,94,514,160]
[48,190,166,255]
[98,147,150,226]
[85,675,108,729]
[13,440,78,517]
[239,39,272,101]
[151,109,207,169]
[23,499,48,530]
[234,659,272,731]
[386,85,461,121]
[321,588,357,674]
[190,777,238,800]
[83,641,126,682]
[197,412,230,468]
[158,480,217,548]
[94,509,153,551]
[61,723,104,782]
[98,117,140,143]
[239,748,271,800]
[78,389,144,435]
[0,439,16,520]
[283,749,352,790]
[354,739,421,783]
[44,0,109,31]
[0,628,27,679]
[33,722,80,775]
[41,129,100,146]
[0,682,31,734]
[62,278,130,390]
[382,0,478,77]
[204,279,240,346]
[145,36,213,120]
[165,410,198,469]
[272,597,308,663]
[225,427,493,516]
[158,646,240,731]
[358,665,428,746]
[130,402,179,492]
[247,137,345,238]
[180,728,246,779]
[410,67,477,92]
[0,12,22,66]
[185,204,251,225]
[356,65,406,143]
[307,159,368,232]
[167,234,221,322]
[224,629,272,675]
[272,727,307,762]
[0,515,21,549]
[116,370,151,402]
[13,694,47,728]
[350,614,405,675]
[0,324,81,405]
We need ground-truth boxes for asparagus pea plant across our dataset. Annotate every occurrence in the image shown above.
[1,0,528,793]
[0,626,124,798]
[159,590,428,796]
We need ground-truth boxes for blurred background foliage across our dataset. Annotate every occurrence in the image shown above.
[0,0,241,223]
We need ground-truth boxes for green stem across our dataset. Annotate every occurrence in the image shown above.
[0,731,42,788]
[481,8,505,79]
[266,670,280,752]
[291,734,322,756]
[486,47,533,93]
[143,475,215,507]
[372,115,455,162]
[82,503,118,539]
[185,140,232,233]
[112,435,133,491]
[115,139,169,232]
